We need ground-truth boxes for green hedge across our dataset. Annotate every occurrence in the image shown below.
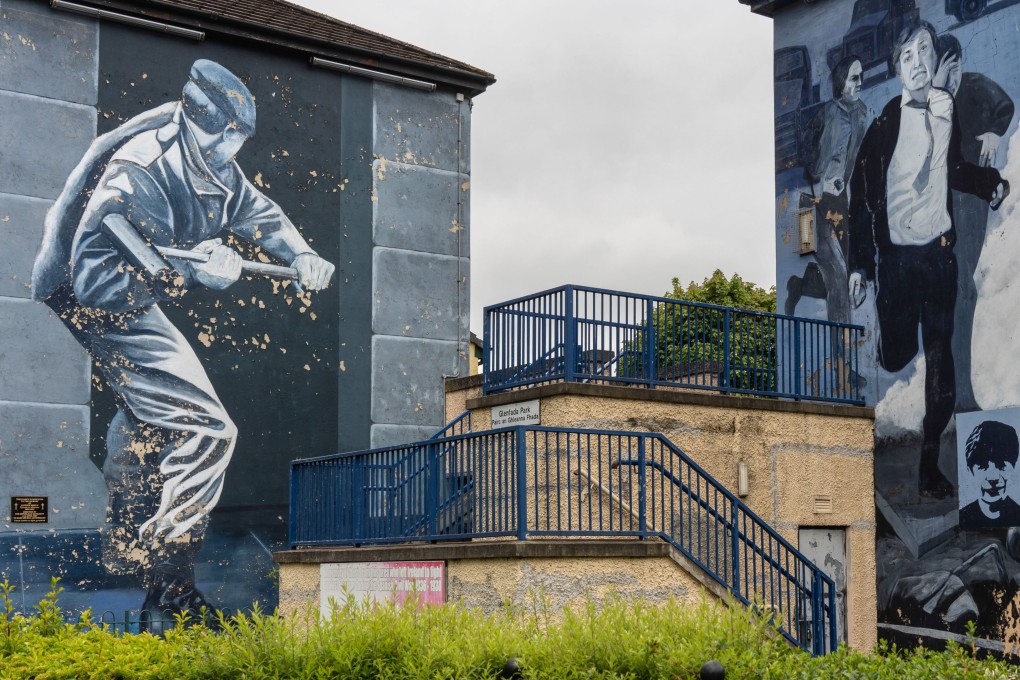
[2,579,1018,679]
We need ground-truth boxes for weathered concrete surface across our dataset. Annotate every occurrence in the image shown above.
[374,82,470,174]
[372,335,460,429]
[0,91,96,199]
[0,193,49,299]
[372,247,468,341]
[373,161,468,257]
[0,298,91,404]
[0,400,104,530]
[276,541,705,620]
[0,1,98,105]
[370,423,438,449]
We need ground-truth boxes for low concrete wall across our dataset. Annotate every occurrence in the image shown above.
[444,377,877,651]
[276,540,713,620]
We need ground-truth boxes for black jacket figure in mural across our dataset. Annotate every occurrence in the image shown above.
[30,60,336,619]
[934,34,1015,412]
[847,22,1009,499]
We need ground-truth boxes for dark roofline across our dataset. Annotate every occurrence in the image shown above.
[737,0,800,17]
[60,0,495,96]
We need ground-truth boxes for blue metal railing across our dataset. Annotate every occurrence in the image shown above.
[290,426,838,655]
[483,285,865,405]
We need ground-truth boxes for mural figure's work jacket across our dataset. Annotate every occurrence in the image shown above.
[64,107,311,311]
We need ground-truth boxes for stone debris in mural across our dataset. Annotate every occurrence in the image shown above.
[30,59,336,621]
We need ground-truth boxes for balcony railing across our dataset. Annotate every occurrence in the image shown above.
[290,425,838,656]
[483,285,865,405]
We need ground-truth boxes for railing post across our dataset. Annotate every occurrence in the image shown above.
[793,320,802,400]
[288,462,298,548]
[645,299,657,388]
[515,427,528,541]
[812,569,824,656]
[483,309,491,394]
[637,437,647,537]
[426,442,440,541]
[564,286,576,383]
[721,308,731,394]
[731,501,740,601]
[828,578,838,653]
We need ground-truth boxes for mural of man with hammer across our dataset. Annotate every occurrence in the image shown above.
[30,59,335,620]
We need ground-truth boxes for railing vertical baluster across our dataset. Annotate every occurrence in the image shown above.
[721,307,731,394]
[645,298,657,388]
[515,427,528,541]
[637,436,647,538]
[734,499,742,599]
[793,319,802,400]
[426,442,439,541]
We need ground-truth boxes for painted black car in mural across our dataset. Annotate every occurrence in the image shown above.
[826,0,920,77]
[30,59,335,622]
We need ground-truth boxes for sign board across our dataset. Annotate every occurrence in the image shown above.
[11,497,48,523]
[320,561,445,615]
[490,399,540,427]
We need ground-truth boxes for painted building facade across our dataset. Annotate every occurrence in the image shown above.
[745,0,1020,653]
[0,0,492,618]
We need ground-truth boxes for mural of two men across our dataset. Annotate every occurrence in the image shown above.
[30,60,335,619]
[789,19,1012,501]
[848,20,1010,498]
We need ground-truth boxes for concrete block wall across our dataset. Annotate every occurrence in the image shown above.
[370,82,471,447]
[0,0,106,531]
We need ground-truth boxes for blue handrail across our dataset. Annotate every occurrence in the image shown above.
[290,425,838,655]
[483,285,865,405]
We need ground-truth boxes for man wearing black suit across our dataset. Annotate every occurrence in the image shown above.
[848,21,1009,498]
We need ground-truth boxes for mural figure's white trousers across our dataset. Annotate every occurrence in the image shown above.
[48,284,236,581]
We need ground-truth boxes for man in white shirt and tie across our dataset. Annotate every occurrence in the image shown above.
[848,21,1009,499]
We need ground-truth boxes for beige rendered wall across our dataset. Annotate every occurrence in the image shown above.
[279,554,707,621]
[446,381,876,651]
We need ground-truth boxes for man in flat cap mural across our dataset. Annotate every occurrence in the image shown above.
[31,59,335,619]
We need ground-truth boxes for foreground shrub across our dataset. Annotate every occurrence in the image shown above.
[2,579,1020,679]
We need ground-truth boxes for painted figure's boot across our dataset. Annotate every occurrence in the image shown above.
[918,440,954,500]
[141,571,220,633]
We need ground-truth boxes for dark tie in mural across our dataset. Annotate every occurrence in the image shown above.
[29,59,336,620]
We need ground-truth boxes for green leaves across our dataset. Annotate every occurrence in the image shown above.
[667,270,777,313]
[1,580,1018,679]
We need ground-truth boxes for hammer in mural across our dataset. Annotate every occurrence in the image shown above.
[31,59,335,620]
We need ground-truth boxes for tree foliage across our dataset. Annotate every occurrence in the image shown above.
[620,271,778,393]
[666,269,776,313]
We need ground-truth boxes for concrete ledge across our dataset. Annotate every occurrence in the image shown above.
[274,539,670,564]
[462,381,874,419]
[445,373,483,392]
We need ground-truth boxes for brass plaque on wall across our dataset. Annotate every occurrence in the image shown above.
[11,497,48,523]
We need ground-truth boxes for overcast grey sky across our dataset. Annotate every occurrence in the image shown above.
[292,1,775,331]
